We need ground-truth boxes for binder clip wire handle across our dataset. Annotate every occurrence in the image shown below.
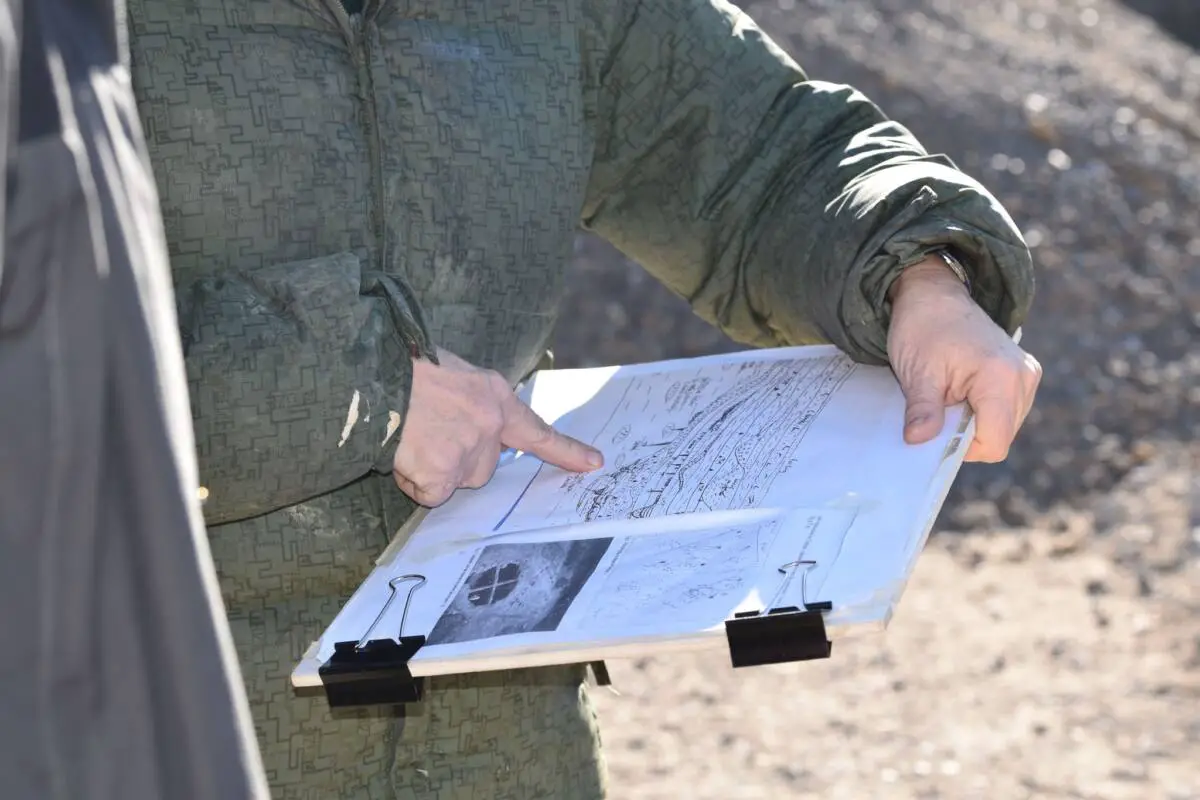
[357,574,425,649]
[775,560,832,613]
[319,573,428,709]
[724,558,832,668]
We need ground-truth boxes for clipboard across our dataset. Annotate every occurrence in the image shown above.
[289,344,976,712]
[312,560,832,709]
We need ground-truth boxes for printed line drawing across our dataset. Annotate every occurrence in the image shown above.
[520,355,855,527]
[582,519,783,632]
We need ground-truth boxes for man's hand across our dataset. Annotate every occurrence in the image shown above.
[887,256,1042,462]
[392,348,604,506]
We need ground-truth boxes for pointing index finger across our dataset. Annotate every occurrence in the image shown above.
[499,393,604,472]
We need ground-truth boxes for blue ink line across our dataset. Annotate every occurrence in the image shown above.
[493,459,545,531]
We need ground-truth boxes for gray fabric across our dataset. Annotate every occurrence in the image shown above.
[124,1,1035,798]
[0,1,268,797]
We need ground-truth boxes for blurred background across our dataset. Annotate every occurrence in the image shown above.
[551,1,1199,798]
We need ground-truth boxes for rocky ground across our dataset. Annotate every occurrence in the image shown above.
[551,1,1199,797]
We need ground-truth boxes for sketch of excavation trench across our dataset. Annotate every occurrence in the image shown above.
[554,355,857,523]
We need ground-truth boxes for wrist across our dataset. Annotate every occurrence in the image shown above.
[888,250,973,304]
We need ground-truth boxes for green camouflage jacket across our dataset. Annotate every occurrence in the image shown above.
[129,2,1033,796]
[132,0,1032,527]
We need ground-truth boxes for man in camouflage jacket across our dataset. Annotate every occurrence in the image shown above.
[127,0,1040,797]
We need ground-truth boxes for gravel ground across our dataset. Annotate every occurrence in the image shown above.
[587,444,1198,799]
[551,1,1199,797]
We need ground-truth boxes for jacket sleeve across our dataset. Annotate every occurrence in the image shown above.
[177,252,435,526]
[578,0,1034,364]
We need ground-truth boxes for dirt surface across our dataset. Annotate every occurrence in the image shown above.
[551,1,1199,797]
[588,444,1198,799]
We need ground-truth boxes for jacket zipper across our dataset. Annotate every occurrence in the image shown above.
[354,21,389,275]
[325,0,388,276]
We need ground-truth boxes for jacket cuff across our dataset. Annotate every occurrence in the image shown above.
[846,206,1035,364]
[368,351,415,475]
[361,271,437,474]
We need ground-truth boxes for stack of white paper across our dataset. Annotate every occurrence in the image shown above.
[292,344,973,690]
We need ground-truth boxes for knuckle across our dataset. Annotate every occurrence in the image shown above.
[460,386,487,414]
[420,445,466,484]
[463,464,496,490]
[526,415,555,446]
[413,476,457,506]
[425,450,455,477]
[407,472,438,497]
[393,474,417,498]
[418,484,453,507]
[465,391,505,438]
[479,403,505,438]
[911,396,941,413]
[481,369,510,398]
[985,353,1023,381]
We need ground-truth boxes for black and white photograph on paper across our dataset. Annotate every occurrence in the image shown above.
[426,538,615,646]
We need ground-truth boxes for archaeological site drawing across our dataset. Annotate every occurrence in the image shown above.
[497,354,856,532]
[579,519,784,633]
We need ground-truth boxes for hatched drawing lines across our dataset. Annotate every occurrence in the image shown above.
[581,521,781,631]
[569,355,855,522]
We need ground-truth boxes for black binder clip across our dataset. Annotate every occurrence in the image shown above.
[725,560,833,668]
[588,660,613,687]
[317,574,427,708]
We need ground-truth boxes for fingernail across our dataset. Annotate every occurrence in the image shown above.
[907,415,928,429]
[586,450,604,468]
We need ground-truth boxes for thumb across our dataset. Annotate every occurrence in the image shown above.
[899,375,946,445]
[499,395,604,472]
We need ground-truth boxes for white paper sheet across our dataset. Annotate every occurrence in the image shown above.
[292,345,972,686]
